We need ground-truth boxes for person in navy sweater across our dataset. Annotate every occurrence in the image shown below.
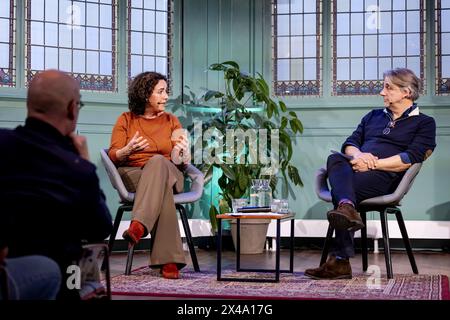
[305,68,436,279]
[0,70,112,298]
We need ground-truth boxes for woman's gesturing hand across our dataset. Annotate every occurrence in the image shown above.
[116,131,149,162]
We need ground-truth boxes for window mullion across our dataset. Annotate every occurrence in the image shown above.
[426,0,435,97]
[322,0,331,97]
[15,0,25,89]
[117,0,127,95]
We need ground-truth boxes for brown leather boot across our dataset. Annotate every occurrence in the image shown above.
[327,203,364,231]
[304,256,352,280]
[122,220,146,245]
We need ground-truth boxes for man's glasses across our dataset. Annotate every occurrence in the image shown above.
[77,101,85,110]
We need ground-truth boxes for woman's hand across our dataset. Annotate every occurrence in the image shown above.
[171,136,190,165]
[116,131,149,162]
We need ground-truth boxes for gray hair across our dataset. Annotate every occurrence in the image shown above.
[383,68,421,101]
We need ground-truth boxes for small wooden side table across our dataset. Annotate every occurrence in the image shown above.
[216,212,295,283]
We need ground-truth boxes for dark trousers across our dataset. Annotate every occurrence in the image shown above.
[326,154,402,258]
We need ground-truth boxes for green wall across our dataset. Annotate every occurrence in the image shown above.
[1,0,449,224]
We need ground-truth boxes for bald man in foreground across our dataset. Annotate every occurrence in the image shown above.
[0,70,112,299]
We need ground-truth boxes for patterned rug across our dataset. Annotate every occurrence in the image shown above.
[110,267,450,300]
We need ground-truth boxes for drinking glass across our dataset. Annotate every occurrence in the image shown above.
[279,199,289,213]
[232,198,248,213]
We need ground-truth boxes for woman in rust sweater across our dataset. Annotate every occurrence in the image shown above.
[108,72,189,279]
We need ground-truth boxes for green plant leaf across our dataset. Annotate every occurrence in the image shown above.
[238,173,249,192]
[218,174,228,190]
[289,119,298,133]
[289,111,297,118]
[267,102,274,119]
[279,100,287,112]
[209,63,227,71]
[281,116,288,129]
[295,118,304,133]
[209,205,219,233]
[204,90,224,101]
[220,164,236,181]
[219,198,230,214]
[288,165,304,186]
[222,61,240,69]
[203,164,213,183]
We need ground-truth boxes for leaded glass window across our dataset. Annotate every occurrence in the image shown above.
[333,0,425,95]
[25,0,118,91]
[272,0,322,96]
[436,0,450,95]
[128,0,171,82]
[0,0,15,87]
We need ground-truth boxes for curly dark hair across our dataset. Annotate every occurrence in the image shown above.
[128,72,167,115]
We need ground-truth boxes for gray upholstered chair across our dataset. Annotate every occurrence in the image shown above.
[315,163,422,279]
[100,148,204,275]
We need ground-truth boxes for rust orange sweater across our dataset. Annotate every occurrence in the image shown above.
[108,111,182,167]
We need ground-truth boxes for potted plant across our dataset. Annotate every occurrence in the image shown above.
[188,61,303,253]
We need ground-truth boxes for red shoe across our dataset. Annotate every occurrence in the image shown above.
[122,220,146,245]
[161,263,179,279]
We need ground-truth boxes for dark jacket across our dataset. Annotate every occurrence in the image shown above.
[342,105,436,164]
[0,117,112,268]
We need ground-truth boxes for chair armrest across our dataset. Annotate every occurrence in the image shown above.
[174,164,204,204]
[315,167,332,202]
[360,163,422,206]
[100,149,134,203]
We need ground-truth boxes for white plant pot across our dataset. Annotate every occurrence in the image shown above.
[230,219,270,254]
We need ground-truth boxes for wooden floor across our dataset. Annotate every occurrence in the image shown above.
[107,247,450,299]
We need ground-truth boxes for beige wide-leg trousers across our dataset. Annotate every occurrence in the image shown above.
[118,155,186,269]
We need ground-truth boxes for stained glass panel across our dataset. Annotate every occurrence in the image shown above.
[128,0,171,84]
[333,0,424,96]
[436,0,450,94]
[25,0,117,91]
[273,0,322,96]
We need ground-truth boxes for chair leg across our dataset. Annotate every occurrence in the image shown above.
[320,224,334,266]
[380,209,393,279]
[100,245,111,300]
[360,211,368,272]
[177,204,200,272]
[394,209,419,274]
[125,244,135,276]
[102,205,127,271]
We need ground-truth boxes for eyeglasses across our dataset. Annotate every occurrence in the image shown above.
[383,121,396,135]
[77,101,85,110]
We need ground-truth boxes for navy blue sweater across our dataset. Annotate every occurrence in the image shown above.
[342,105,436,164]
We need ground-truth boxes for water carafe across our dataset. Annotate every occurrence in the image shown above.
[258,179,272,207]
[249,179,260,206]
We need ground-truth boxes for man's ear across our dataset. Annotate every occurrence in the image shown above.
[404,87,412,99]
[67,100,76,121]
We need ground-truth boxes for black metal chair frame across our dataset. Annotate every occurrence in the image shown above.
[315,163,424,279]
[107,203,200,275]
[320,206,418,279]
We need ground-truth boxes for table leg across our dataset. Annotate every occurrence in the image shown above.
[217,218,222,281]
